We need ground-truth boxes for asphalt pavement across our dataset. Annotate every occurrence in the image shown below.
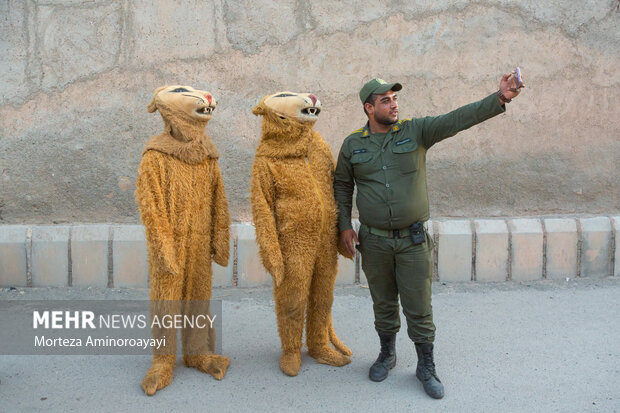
[1,277,619,413]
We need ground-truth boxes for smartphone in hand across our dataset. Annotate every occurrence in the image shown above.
[514,67,523,89]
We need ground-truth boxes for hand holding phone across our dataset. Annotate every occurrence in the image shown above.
[498,67,525,103]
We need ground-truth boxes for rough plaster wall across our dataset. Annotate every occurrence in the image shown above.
[0,0,618,224]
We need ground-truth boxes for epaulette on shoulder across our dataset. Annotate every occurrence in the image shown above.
[390,118,412,132]
[346,127,366,139]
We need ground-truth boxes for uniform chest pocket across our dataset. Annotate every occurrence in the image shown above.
[392,139,419,174]
[350,151,375,176]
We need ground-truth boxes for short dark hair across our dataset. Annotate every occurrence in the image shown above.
[363,94,378,116]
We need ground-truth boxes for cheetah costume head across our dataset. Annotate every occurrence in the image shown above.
[252,92,323,156]
[252,91,321,123]
[145,85,219,163]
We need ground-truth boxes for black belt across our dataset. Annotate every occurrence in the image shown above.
[361,223,427,239]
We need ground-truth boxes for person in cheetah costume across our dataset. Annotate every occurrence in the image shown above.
[250,91,353,376]
[136,85,230,395]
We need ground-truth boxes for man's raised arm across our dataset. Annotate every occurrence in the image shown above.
[421,71,524,149]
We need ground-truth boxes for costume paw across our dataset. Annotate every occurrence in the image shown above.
[184,355,230,380]
[308,346,351,367]
[334,342,353,357]
[141,363,174,396]
[279,351,302,376]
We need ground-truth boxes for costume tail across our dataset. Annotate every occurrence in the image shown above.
[329,315,352,356]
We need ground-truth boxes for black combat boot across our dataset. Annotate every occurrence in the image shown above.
[368,332,396,382]
[415,342,444,399]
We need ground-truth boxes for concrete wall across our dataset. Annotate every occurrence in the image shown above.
[1,216,617,288]
[0,1,619,224]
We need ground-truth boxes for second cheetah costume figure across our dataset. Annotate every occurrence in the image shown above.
[251,91,353,376]
[136,85,230,395]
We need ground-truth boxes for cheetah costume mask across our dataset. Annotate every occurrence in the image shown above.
[251,91,352,376]
[136,85,230,395]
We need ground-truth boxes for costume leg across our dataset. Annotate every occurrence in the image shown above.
[181,252,230,380]
[142,265,184,396]
[306,246,351,366]
[358,227,401,335]
[393,235,435,343]
[273,252,313,376]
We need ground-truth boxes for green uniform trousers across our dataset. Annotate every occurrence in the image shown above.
[357,224,435,343]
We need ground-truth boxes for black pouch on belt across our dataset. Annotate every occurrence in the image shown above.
[409,222,426,245]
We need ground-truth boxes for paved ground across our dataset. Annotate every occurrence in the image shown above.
[1,278,619,413]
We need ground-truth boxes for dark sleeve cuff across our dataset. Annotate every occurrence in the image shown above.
[338,219,353,233]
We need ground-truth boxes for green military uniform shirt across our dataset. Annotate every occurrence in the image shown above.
[334,92,505,231]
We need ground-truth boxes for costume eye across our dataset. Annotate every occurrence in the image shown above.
[274,93,296,98]
[170,88,190,93]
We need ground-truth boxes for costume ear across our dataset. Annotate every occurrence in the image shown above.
[251,96,268,116]
[147,86,168,113]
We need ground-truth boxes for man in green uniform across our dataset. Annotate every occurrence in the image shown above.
[334,72,523,399]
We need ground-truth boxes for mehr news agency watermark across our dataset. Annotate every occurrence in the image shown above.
[0,300,223,355]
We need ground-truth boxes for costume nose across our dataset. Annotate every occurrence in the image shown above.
[308,94,317,105]
[205,93,212,104]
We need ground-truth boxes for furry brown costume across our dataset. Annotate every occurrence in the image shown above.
[136,85,230,395]
[250,91,352,376]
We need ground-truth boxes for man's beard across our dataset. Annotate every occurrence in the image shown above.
[375,112,398,126]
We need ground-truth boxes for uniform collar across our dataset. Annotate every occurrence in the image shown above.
[362,120,401,137]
